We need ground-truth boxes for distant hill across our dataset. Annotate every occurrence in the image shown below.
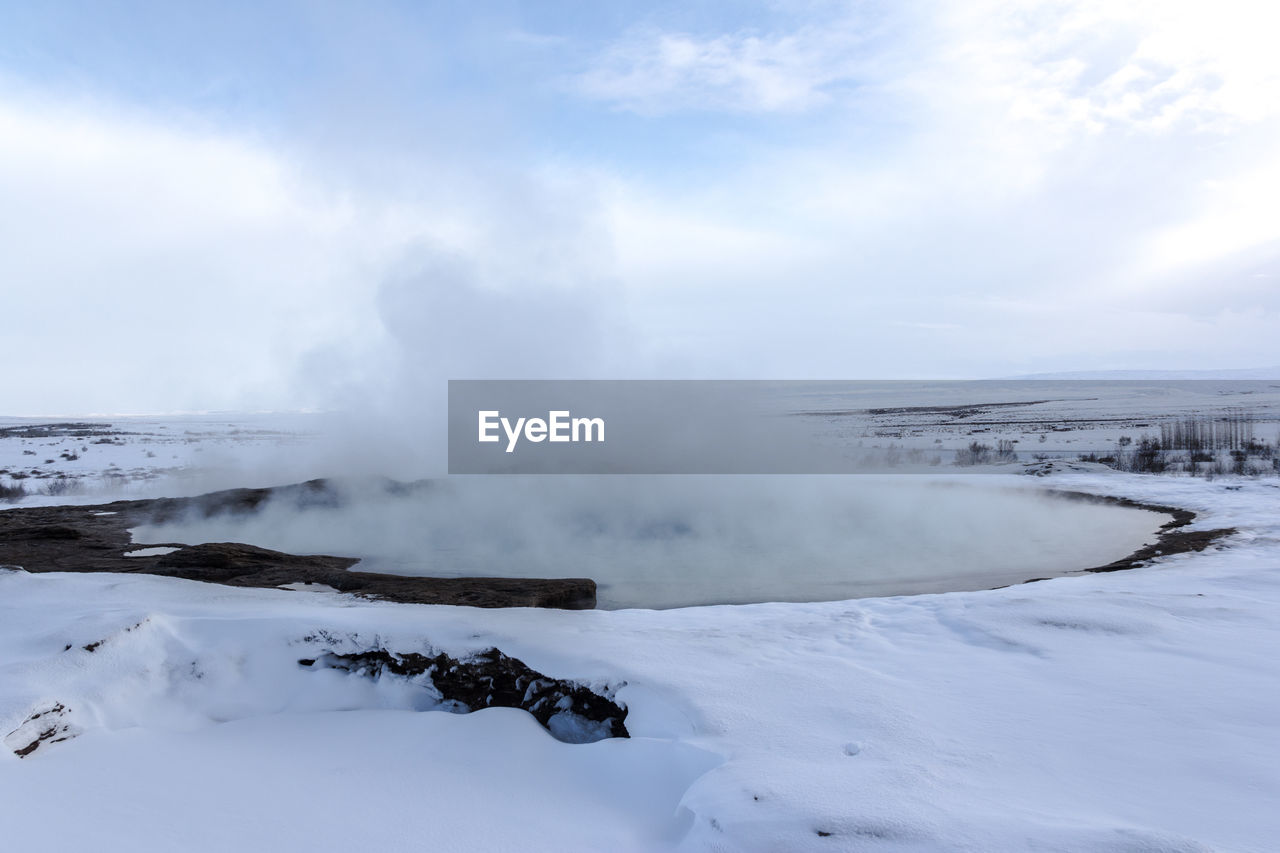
[1006,367,1280,380]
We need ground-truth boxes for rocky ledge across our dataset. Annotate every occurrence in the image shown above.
[300,645,629,743]
[0,479,596,609]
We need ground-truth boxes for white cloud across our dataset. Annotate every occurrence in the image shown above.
[576,22,875,114]
[574,0,1280,378]
[6,0,1280,417]
[924,0,1280,138]
[0,93,436,414]
[580,0,1280,133]
[0,89,635,416]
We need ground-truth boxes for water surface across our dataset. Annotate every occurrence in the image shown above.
[133,477,1168,609]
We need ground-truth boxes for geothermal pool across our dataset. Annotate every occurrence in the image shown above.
[131,477,1169,609]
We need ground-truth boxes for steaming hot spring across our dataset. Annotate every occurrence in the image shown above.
[129,476,1168,609]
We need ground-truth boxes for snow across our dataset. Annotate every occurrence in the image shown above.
[276,581,341,593]
[122,547,180,558]
[2,412,1280,850]
[0,412,330,505]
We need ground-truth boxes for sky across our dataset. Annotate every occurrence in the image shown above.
[2,0,1279,415]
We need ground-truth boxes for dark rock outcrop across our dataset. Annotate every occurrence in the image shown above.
[301,646,629,742]
[0,479,596,609]
[4,702,79,758]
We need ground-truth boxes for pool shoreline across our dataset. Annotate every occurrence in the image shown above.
[1010,489,1235,584]
[0,478,1238,608]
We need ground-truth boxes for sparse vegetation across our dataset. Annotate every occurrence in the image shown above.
[41,477,81,497]
[0,482,27,502]
[1159,410,1259,453]
[955,441,992,465]
[1131,437,1167,473]
[952,439,1020,466]
[1076,414,1278,478]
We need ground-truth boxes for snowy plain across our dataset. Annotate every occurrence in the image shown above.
[1,408,1279,852]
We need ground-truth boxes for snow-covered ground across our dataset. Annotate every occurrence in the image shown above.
[2,413,1279,851]
[784,380,1280,468]
[0,413,329,502]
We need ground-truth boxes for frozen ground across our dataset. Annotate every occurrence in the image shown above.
[2,405,1279,851]
[784,380,1280,467]
[0,413,329,502]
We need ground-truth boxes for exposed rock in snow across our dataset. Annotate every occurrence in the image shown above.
[302,645,629,743]
[4,702,80,758]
